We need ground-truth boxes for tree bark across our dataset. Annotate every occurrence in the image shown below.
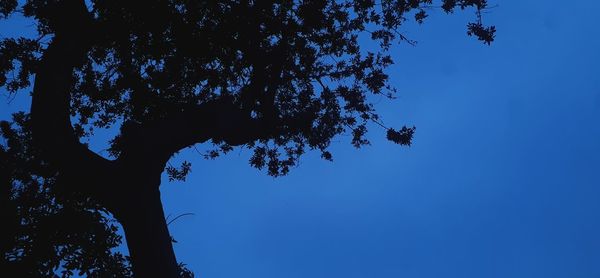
[114,185,180,277]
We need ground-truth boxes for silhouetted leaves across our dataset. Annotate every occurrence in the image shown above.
[249,146,267,170]
[0,0,495,177]
[166,161,192,182]
[0,0,17,18]
[387,126,416,146]
[321,151,333,161]
[0,38,41,93]
[467,22,496,45]
[442,0,496,44]
[415,9,428,24]
[1,115,132,277]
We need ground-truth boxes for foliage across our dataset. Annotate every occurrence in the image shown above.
[0,113,132,277]
[166,160,192,182]
[386,126,416,146]
[1,0,495,178]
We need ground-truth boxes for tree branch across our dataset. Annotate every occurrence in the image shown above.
[30,0,115,199]
[116,97,278,171]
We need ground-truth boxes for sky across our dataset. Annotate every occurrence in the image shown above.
[2,1,600,277]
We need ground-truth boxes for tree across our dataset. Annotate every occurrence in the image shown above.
[0,0,494,276]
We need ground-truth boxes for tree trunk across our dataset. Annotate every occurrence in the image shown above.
[28,2,181,276]
[114,186,180,277]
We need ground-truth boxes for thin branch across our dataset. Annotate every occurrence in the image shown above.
[167,213,195,226]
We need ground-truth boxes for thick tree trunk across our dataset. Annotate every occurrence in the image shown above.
[114,186,180,277]
[29,15,181,278]
[28,2,184,276]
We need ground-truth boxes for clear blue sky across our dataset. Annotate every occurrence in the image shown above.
[2,1,600,277]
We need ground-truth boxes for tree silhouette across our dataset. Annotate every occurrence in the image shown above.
[1,0,494,276]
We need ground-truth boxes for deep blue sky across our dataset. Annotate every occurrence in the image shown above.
[2,1,600,277]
